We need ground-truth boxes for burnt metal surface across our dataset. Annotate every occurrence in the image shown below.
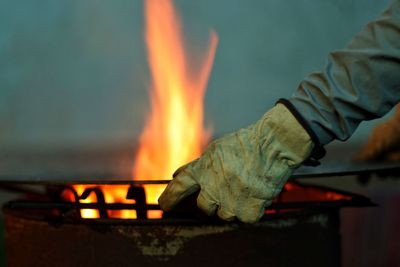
[4,207,341,267]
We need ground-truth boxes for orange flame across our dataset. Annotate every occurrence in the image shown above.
[65,185,136,219]
[67,0,217,219]
[133,0,218,218]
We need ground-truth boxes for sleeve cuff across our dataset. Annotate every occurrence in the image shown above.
[276,98,326,166]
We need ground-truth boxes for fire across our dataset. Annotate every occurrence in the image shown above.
[64,185,136,219]
[133,0,218,218]
[66,0,217,219]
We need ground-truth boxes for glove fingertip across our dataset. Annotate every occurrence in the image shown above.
[237,199,270,224]
[216,207,235,221]
[158,190,174,212]
[158,174,198,211]
[197,191,217,216]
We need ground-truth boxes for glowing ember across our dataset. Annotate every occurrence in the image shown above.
[67,0,217,219]
[133,0,218,218]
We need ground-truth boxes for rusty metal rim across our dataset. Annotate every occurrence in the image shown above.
[2,205,344,226]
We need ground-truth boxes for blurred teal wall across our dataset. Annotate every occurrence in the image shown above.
[0,0,392,149]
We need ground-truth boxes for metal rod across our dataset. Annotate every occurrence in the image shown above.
[5,199,372,211]
[0,184,44,196]
[0,161,399,186]
[79,188,108,218]
[6,201,159,210]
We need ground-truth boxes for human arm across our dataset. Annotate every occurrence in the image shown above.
[288,0,400,145]
[159,0,400,223]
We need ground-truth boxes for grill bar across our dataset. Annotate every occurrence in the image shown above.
[5,198,373,211]
[5,201,159,210]
[0,161,399,184]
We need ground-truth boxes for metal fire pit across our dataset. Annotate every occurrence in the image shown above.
[4,208,341,267]
[2,180,373,267]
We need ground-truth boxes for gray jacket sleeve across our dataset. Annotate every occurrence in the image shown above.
[289,0,400,145]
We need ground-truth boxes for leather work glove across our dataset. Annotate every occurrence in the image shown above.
[354,105,400,162]
[158,103,314,223]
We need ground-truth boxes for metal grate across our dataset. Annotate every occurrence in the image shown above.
[2,180,375,221]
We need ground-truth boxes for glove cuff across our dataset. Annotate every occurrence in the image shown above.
[276,99,326,166]
[255,103,312,170]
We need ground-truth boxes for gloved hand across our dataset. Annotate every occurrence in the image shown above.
[354,106,400,162]
[158,104,314,223]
